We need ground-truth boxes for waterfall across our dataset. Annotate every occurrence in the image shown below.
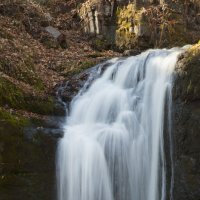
[57,48,184,200]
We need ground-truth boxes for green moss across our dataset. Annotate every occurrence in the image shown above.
[0,77,25,109]
[0,108,29,172]
[24,96,55,115]
[91,38,110,51]
[177,42,200,101]
[87,53,102,58]
[0,108,29,129]
[0,77,54,115]
[62,60,97,77]
[79,60,96,69]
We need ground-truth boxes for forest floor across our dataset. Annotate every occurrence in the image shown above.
[0,0,120,119]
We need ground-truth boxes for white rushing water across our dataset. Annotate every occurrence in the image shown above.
[57,48,184,200]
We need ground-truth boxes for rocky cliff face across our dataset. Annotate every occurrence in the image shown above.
[172,43,200,200]
[79,0,200,50]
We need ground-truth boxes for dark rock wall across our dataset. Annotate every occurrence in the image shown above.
[0,110,59,200]
[172,43,200,200]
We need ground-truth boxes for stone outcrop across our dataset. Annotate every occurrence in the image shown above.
[79,0,200,50]
[44,26,67,49]
[79,0,121,44]
[172,42,200,200]
[0,110,61,200]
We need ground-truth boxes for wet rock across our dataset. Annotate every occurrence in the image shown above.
[57,72,90,103]
[172,43,200,200]
[123,49,141,56]
[57,61,114,104]
[53,101,66,116]
[25,127,64,140]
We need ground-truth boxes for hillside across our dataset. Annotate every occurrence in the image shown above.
[0,0,119,119]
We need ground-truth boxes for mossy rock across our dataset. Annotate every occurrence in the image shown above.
[174,42,200,101]
[0,77,25,109]
[0,77,55,115]
[0,108,56,200]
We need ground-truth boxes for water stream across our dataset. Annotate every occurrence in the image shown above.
[57,48,184,200]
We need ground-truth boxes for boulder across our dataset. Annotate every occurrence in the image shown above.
[44,26,67,49]
[45,26,62,39]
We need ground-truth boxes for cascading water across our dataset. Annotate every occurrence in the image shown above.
[57,48,184,200]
